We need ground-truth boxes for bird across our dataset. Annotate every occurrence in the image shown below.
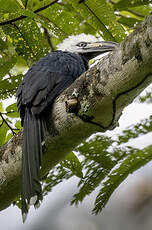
[16,33,118,222]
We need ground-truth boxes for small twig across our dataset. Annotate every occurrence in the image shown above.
[43,27,55,51]
[8,72,12,78]
[79,0,85,3]
[25,0,28,9]
[0,0,59,26]
[0,112,17,135]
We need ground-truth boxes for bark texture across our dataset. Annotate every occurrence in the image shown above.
[0,15,152,211]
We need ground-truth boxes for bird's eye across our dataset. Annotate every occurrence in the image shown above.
[77,42,87,47]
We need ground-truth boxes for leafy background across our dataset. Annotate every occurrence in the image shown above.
[0,0,152,216]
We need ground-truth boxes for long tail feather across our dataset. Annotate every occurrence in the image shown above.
[22,108,46,221]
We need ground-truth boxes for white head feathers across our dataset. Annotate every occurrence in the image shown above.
[57,33,98,53]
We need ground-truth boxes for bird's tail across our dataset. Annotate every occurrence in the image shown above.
[22,107,47,222]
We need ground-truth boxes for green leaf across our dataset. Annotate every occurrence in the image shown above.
[6,103,17,112]
[93,145,152,214]
[0,102,3,113]
[6,103,19,118]
[71,136,117,205]
[118,16,141,28]
[0,0,22,13]
[114,0,150,10]
[3,19,50,66]
[0,54,17,78]
[69,0,126,42]
[39,2,89,41]
[10,56,28,75]
[43,164,73,195]
[0,74,23,100]
[117,116,152,144]
[27,0,54,11]
[139,90,152,103]
[71,135,138,206]
[129,5,152,17]
[5,132,13,142]
[0,122,9,147]
[15,120,22,129]
[0,37,8,51]
[61,152,83,178]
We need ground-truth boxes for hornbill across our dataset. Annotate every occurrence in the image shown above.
[16,34,118,222]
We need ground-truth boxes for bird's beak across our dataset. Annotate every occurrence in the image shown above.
[81,41,118,53]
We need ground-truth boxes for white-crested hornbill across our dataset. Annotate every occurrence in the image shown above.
[16,34,118,222]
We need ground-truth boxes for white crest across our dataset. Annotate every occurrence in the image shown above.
[57,33,98,53]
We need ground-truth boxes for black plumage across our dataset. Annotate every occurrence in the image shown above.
[16,35,118,221]
[16,51,87,220]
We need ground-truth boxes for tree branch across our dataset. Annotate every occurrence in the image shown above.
[0,113,16,135]
[0,15,152,211]
[25,0,28,9]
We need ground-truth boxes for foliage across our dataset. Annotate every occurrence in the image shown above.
[43,117,152,213]
[0,0,152,214]
[138,86,152,103]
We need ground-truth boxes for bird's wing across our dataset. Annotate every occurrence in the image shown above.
[16,69,74,115]
[31,72,75,114]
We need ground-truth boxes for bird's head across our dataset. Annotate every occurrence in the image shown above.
[57,33,118,60]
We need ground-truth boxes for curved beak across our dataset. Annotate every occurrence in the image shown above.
[80,41,118,54]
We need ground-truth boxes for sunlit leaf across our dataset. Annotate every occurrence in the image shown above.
[5,132,13,142]
[15,120,22,129]
[0,0,21,13]
[61,152,83,178]
[118,16,141,28]
[0,122,9,147]
[0,102,3,113]
[114,0,150,10]
[6,103,19,118]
